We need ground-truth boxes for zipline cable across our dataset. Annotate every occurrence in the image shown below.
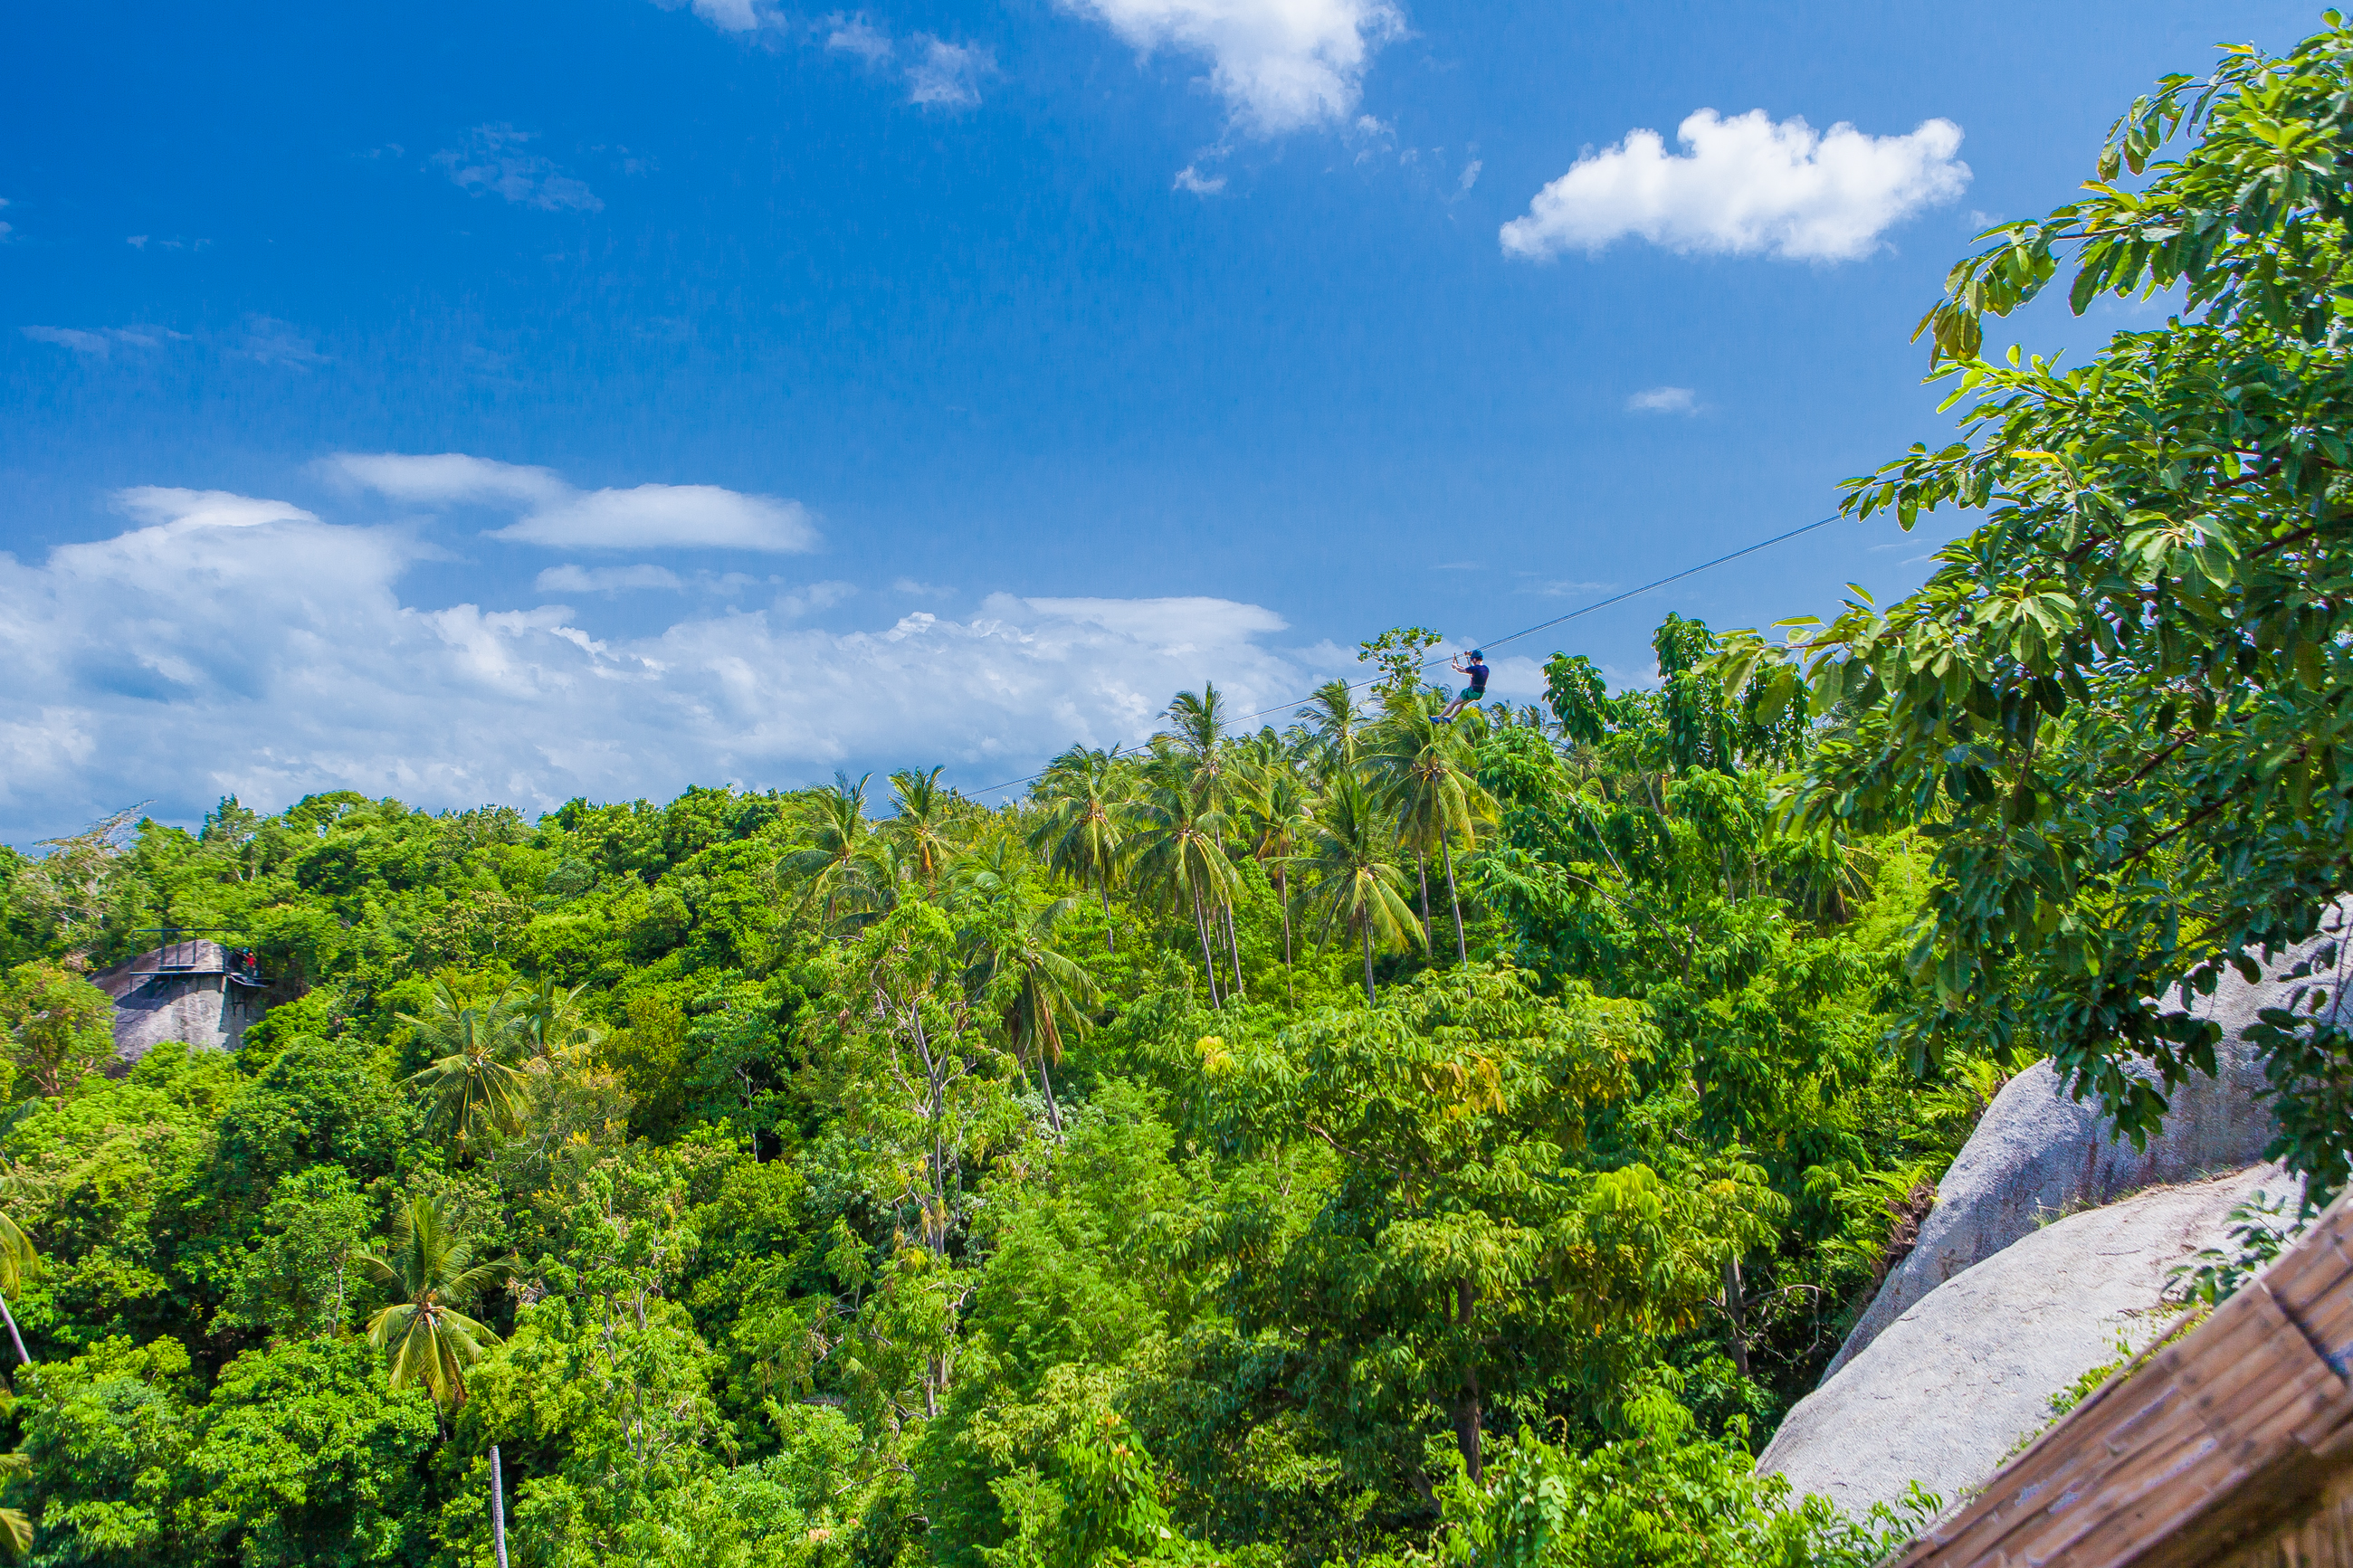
[957,511,1849,801]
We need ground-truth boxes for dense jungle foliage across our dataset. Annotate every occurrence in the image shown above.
[8,18,2353,1567]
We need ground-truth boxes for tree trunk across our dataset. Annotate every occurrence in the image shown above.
[0,1292,26,1366]
[1277,866,1295,1007]
[1190,888,1222,1007]
[1441,839,1468,965]
[1361,921,1377,1006]
[1452,1279,1483,1483]
[1722,1257,1750,1380]
[1223,899,1246,1000]
[1100,880,1116,955]
[1417,857,1434,950]
[491,1443,511,1568]
[1038,1053,1063,1136]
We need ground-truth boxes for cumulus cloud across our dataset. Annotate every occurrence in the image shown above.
[433,125,605,213]
[325,451,819,553]
[1500,109,1969,263]
[1626,385,1697,414]
[905,36,993,108]
[1173,164,1226,195]
[1062,0,1405,136]
[534,564,686,594]
[0,489,1342,839]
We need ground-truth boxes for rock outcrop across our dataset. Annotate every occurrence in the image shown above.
[92,940,272,1067]
[1824,905,2350,1377]
[1759,1164,2299,1518]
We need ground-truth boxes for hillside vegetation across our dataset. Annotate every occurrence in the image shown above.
[7,18,2353,1566]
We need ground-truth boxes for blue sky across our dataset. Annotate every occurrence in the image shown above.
[0,0,2316,839]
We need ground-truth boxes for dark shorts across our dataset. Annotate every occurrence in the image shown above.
[1463,688,1486,701]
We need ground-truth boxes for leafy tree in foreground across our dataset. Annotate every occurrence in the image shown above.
[0,962,112,1103]
[1719,17,2353,1193]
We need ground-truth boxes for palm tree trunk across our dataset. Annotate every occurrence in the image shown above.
[1037,1050,1063,1136]
[1417,857,1434,951]
[0,1291,26,1365]
[1223,899,1245,1000]
[1361,921,1377,1006]
[1277,866,1295,1007]
[1100,879,1116,955]
[1189,887,1223,1007]
[1441,839,1467,965]
[491,1443,511,1568]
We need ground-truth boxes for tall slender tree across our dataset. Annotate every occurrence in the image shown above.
[780,771,874,933]
[962,895,1100,1133]
[888,766,959,886]
[1026,746,1130,954]
[1128,752,1244,1005]
[0,1183,37,1367]
[1297,774,1427,1004]
[1233,746,1317,1003]
[357,1196,513,1566]
[1295,678,1366,783]
[1367,692,1493,965]
[400,980,530,1163]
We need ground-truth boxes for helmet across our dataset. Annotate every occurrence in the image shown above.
[1471,650,1484,659]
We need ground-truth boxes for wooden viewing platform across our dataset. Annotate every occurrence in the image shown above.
[1891,1186,2353,1568]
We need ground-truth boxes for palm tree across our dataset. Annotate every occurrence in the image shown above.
[1232,749,1317,1003]
[1296,774,1426,1005]
[1157,689,1251,990]
[0,1451,29,1559]
[779,772,874,932]
[0,1185,37,1366]
[358,1195,513,1566]
[1295,678,1367,782]
[964,897,1100,1133]
[888,767,959,885]
[1128,754,1245,1005]
[520,977,602,1069]
[1367,691,1494,965]
[1026,746,1130,954]
[399,980,529,1163]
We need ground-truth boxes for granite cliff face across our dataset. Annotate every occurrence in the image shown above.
[1823,906,2347,1378]
[90,939,273,1066]
[1757,908,2348,1516]
[1759,1164,2297,1516]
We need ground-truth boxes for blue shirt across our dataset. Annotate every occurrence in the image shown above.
[1466,660,1489,692]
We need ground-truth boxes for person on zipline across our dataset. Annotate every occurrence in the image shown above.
[1437,650,1489,722]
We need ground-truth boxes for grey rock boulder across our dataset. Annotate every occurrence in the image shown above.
[1759,1164,2299,1518]
[1824,905,2351,1377]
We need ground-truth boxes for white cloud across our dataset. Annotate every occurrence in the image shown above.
[1458,157,1481,193]
[433,125,605,213]
[534,564,686,594]
[327,452,568,508]
[906,36,992,108]
[21,325,183,356]
[687,0,761,29]
[0,489,1341,838]
[827,14,894,63]
[1626,385,1697,414]
[233,316,328,366]
[498,486,816,551]
[1500,109,1969,263]
[327,451,819,554]
[1172,163,1226,195]
[1062,0,1405,136]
